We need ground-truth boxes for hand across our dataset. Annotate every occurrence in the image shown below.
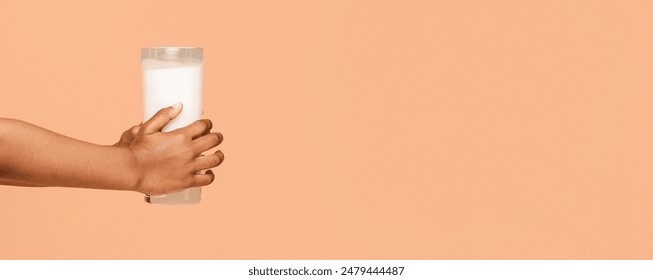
[127,103,224,195]
[113,123,141,147]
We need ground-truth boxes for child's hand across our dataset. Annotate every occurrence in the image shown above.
[127,104,224,195]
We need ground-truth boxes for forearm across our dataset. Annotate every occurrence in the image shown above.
[0,118,139,191]
[0,178,47,187]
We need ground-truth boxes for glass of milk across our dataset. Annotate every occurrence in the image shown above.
[141,47,203,205]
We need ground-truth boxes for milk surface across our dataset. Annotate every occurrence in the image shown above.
[142,59,203,131]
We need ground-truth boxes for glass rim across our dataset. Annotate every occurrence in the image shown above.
[142,46,202,50]
[141,47,203,61]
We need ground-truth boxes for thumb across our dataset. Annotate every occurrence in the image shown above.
[142,103,183,134]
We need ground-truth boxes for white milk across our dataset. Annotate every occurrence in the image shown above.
[142,59,203,131]
[142,58,203,204]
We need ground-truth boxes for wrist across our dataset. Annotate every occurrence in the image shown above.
[112,146,143,192]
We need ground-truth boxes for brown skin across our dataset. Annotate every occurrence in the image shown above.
[0,104,224,195]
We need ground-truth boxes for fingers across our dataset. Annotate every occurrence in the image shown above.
[192,170,215,187]
[174,119,212,139]
[194,150,224,171]
[192,132,223,154]
[141,103,182,134]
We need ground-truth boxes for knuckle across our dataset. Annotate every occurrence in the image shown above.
[182,146,195,158]
[173,131,189,142]
[141,122,152,130]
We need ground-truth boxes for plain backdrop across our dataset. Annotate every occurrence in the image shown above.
[0,0,652,259]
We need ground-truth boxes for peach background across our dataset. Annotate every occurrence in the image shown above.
[0,0,652,259]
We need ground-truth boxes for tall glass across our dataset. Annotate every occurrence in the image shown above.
[141,47,203,205]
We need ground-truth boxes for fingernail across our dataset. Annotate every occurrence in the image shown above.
[171,102,182,110]
[207,169,214,175]
[216,150,224,163]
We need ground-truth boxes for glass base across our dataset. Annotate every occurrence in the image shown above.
[145,187,201,205]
